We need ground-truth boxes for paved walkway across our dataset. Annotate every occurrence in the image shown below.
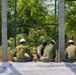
[0,62,76,75]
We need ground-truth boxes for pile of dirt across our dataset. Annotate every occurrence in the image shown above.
[0,52,12,62]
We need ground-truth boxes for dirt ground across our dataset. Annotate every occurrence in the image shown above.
[0,52,12,62]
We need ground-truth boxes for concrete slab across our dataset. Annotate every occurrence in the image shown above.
[0,62,76,75]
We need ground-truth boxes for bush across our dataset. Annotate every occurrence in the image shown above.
[7,28,53,53]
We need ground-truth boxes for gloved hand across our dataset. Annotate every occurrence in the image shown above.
[24,53,30,58]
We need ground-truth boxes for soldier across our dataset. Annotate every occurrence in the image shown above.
[64,40,76,62]
[37,40,47,59]
[40,40,56,62]
[12,38,33,62]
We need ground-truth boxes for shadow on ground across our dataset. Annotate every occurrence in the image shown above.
[0,62,22,75]
[64,62,76,74]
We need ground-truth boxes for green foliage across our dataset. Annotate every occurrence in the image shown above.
[16,0,54,24]
[0,46,2,52]
[65,1,76,44]
[3,0,76,51]
[7,28,53,54]
[8,37,14,52]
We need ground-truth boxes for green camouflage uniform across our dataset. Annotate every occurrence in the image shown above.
[37,45,45,59]
[64,45,76,62]
[12,44,33,62]
[40,43,56,62]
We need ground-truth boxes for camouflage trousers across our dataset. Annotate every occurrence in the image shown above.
[13,57,33,62]
[40,56,55,62]
[63,58,76,62]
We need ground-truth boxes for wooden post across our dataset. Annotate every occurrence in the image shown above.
[2,0,7,61]
[59,0,65,61]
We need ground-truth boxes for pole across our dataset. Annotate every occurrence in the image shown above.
[59,0,65,61]
[54,0,58,62]
[14,0,16,49]
[2,0,8,61]
[55,0,56,23]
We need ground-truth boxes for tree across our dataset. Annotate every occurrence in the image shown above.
[65,1,76,44]
[16,0,54,24]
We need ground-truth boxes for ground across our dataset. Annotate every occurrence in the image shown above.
[0,52,12,62]
[0,52,76,75]
[0,62,76,75]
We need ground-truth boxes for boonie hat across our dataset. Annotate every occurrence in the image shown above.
[68,40,74,43]
[51,40,56,45]
[20,38,26,43]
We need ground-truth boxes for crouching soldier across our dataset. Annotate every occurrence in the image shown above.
[40,40,56,62]
[64,40,76,62]
[37,40,47,59]
[12,38,33,62]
